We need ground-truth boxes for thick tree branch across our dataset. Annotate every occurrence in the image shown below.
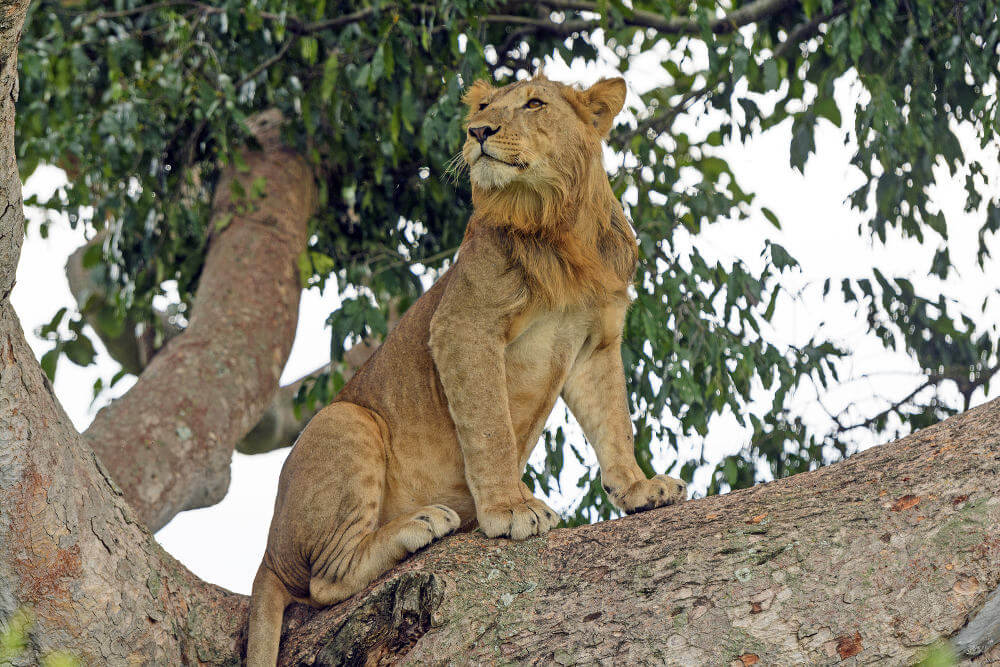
[84,110,317,531]
[272,396,1000,664]
[0,0,29,301]
[2,302,249,665]
[1,8,249,662]
[65,225,398,460]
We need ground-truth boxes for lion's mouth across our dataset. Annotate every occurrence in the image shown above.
[479,151,526,169]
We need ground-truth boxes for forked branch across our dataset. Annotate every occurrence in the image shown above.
[84,110,317,531]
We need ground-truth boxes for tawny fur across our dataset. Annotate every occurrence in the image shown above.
[245,74,688,666]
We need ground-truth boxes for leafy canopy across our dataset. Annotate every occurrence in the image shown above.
[19,0,1000,522]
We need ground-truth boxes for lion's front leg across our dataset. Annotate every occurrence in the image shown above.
[430,322,559,539]
[562,337,688,514]
[428,248,558,541]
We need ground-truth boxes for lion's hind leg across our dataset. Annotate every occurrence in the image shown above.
[297,403,459,607]
[308,503,460,606]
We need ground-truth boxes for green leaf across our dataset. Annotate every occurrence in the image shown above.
[768,242,799,271]
[762,59,779,90]
[789,113,816,172]
[300,37,318,66]
[64,335,96,367]
[321,53,340,103]
[814,97,841,127]
[761,206,780,229]
[699,156,729,179]
[40,349,59,381]
[214,212,233,233]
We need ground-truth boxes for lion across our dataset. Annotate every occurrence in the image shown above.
[245,73,688,665]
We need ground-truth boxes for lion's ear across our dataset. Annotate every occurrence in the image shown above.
[462,79,493,110]
[580,78,626,136]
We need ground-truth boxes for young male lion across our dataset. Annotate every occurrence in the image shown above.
[246,74,688,665]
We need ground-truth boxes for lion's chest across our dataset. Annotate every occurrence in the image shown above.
[504,310,593,460]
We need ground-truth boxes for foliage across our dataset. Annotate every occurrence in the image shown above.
[17,0,1000,520]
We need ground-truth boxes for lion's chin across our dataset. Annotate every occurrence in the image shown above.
[469,159,518,190]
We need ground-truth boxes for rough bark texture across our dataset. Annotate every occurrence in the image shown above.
[1,14,247,662]
[1,301,250,664]
[0,0,28,301]
[269,396,1000,666]
[84,116,317,531]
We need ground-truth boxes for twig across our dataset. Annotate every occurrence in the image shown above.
[827,379,936,435]
[623,79,722,145]
[540,0,800,35]
[83,0,188,22]
[235,37,294,90]
[773,2,851,60]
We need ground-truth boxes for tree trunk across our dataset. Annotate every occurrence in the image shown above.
[1,8,251,655]
[2,299,252,664]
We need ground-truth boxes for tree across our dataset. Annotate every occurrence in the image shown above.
[2,0,999,663]
[18,0,1000,521]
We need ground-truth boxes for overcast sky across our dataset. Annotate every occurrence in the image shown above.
[13,47,999,594]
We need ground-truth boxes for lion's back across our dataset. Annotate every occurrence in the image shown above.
[335,268,456,445]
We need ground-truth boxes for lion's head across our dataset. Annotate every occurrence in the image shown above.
[458,74,636,306]
[461,74,626,200]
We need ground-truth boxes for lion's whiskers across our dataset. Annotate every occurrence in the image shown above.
[444,151,468,184]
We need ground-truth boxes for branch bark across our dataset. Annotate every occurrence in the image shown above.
[0,0,29,302]
[269,397,1000,665]
[493,0,799,38]
[1,301,250,665]
[83,111,317,531]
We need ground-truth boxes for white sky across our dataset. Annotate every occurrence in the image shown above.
[12,46,1000,594]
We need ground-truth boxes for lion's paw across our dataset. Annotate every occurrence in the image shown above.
[608,475,687,514]
[478,497,560,540]
[397,504,461,553]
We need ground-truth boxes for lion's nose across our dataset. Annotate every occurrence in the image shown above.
[468,125,500,144]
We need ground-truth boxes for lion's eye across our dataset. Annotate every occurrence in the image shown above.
[524,98,545,109]
[478,102,489,110]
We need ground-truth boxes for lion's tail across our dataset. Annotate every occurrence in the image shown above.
[246,562,291,667]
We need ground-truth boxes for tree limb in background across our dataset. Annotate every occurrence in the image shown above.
[772,2,850,60]
[511,0,800,36]
[84,110,317,531]
[68,234,400,459]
